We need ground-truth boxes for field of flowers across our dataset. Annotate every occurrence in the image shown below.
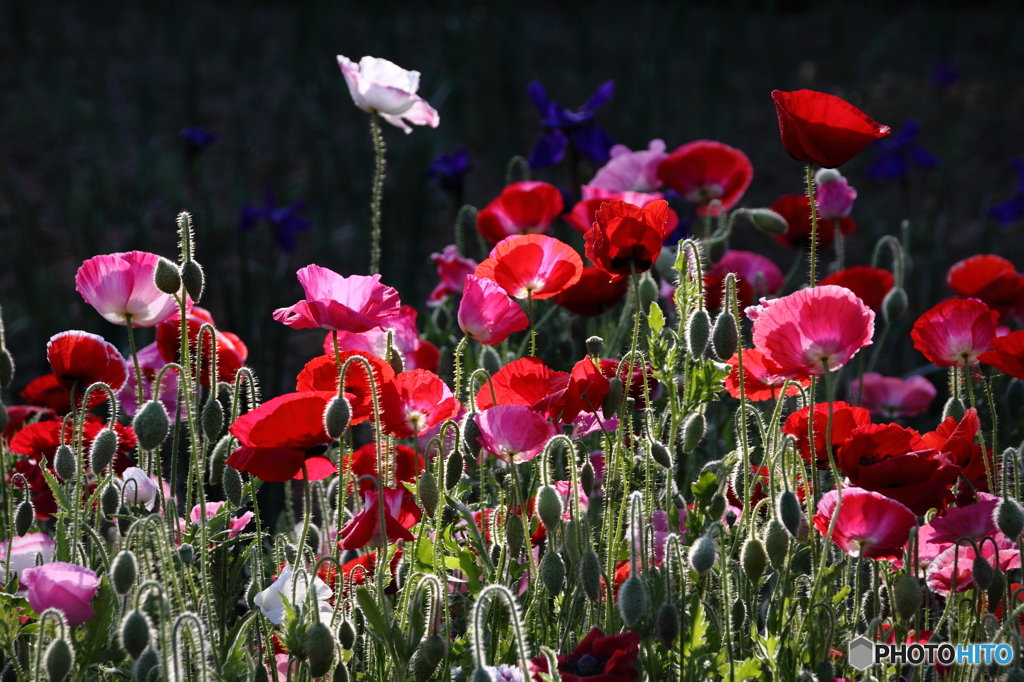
[3,11,1024,682]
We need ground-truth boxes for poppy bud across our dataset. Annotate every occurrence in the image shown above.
[461,413,483,460]
[140,590,167,629]
[117,505,132,536]
[223,465,243,507]
[996,498,1024,539]
[581,549,602,602]
[689,533,717,576]
[55,444,75,483]
[973,556,995,591]
[134,400,170,451]
[505,514,525,560]
[444,451,464,490]
[580,460,595,497]
[252,666,269,682]
[201,397,223,443]
[471,668,494,682]
[0,403,7,435]
[731,598,747,631]
[601,376,624,416]
[540,550,565,597]
[478,346,503,377]
[709,494,727,522]
[208,435,233,486]
[941,396,966,422]
[387,348,405,375]
[815,660,835,682]
[882,287,908,325]
[796,513,810,543]
[741,538,767,583]
[132,647,160,682]
[711,312,738,361]
[649,440,672,469]
[617,575,648,627]
[893,574,922,621]
[101,484,119,519]
[778,490,802,538]
[89,428,118,475]
[536,484,563,532]
[988,570,1005,613]
[655,601,680,648]
[411,651,436,682]
[765,519,790,569]
[418,470,439,518]
[323,395,352,440]
[638,273,659,311]
[685,309,711,357]
[332,662,349,682]
[860,589,876,623]
[585,336,604,357]
[0,348,14,388]
[681,413,706,454]
[181,260,205,302]
[304,622,336,677]
[15,500,33,536]
[112,550,138,594]
[419,633,447,670]
[338,619,356,650]
[153,258,181,295]
[45,638,73,682]
[564,520,585,564]
[177,543,194,565]
[120,610,151,660]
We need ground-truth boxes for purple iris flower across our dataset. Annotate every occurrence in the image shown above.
[866,120,939,180]
[526,80,615,168]
[239,185,311,252]
[990,158,1024,226]
[931,59,959,88]
[180,127,217,159]
[426,147,471,202]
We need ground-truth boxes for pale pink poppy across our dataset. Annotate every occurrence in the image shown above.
[273,265,401,333]
[0,533,54,584]
[337,55,439,133]
[120,467,160,509]
[588,139,668,193]
[475,405,557,464]
[813,487,916,561]
[189,501,254,538]
[75,251,183,327]
[814,168,858,220]
[926,536,1021,596]
[748,285,875,377]
[457,275,529,345]
[320,305,439,371]
[22,561,100,626]
[850,372,937,419]
[427,245,477,307]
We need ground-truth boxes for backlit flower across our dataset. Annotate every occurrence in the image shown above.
[344,443,424,493]
[297,351,395,424]
[22,562,100,627]
[585,199,672,279]
[337,487,421,549]
[475,234,583,300]
[0,533,54,584]
[380,369,460,438]
[819,266,893,313]
[337,55,439,133]
[814,168,858,219]
[553,267,629,316]
[46,331,127,393]
[814,487,915,561]
[656,140,753,214]
[155,307,247,387]
[724,349,808,402]
[254,565,333,625]
[474,357,569,412]
[772,89,890,168]
[273,265,401,333]
[458,275,529,345]
[76,251,183,327]
[979,329,1024,380]
[946,254,1024,323]
[319,306,439,372]
[850,372,937,419]
[427,245,477,307]
[475,405,557,464]
[528,627,641,682]
[782,401,871,469]
[564,186,679,235]
[588,139,668,193]
[477,181,564,244]
[704,250,783,310]
[927,537,1021,596]
[911,298,998,367]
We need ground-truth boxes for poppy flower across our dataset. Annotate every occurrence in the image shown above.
[814,487,915,561]
[770,194,856,250]
[979,329,1024,380]
[273,265,401,333]
[585,199,672,279]
[296,351,395,425]
[782,401,871,469]
[46,331,128,395]
[380,369,460,438]
[527,627,641,682]
[476,182,564,244]
[920,409,992,492]
[474,357,569,412]
[319,550,402,598]
[1,405,56,442]
[474,405,557,464]
[458,275,530,346]
[155,307,248,386]
[337,487,421,549]
[598,358,658,410]
[21,375,74,415]
[226,392,337,482]
[911,298,998,367]
[554,267,630,316]
[22,562,100,627]
[704,251,784,310]
[564,187,679,235]
[75,251,184,327]
[748,285,875,377]
[925,492,1001,546]
[849,372,937,419]
[588,139,668,193]
[337,55,439,133]
[819,266,894,313]
[656,140,754,214]
[319,305,439,372]
[475,234,583,300]
[526,80,615,167]
[837,423,960,514]
[10,418,136,469]
[427,245,477,307]
[189,501,253,538]
[0,533,54,584]
[771,89,891,168]
[947,254,1024,324]
[534,358,611,424]
[344,443,424,493]
[724,349,808,402]
[814,168,858,220]
[926,537,1021,596]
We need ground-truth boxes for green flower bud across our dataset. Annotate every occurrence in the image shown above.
[223,466,243,507]
[15,500,33,536]
[461,413,483,460]
[418,470,439,518]
[618,575,648,627]
[201,397,224,443]
[996,498,1024,539]
[471,668,494,682]
[564,520,585,565]
[445,450,464,490]
[893,574,922,621]
[323,395,351,440]
[973,556,994,591]
[411,651,437,682]
[132,647,160,682]
[580,460,595,497]
[942,396,966,423]
[332,662,349,682]
[655,602,680,648]
[580,549,602,602]
[89,428,118,475]
[0,348,14,388]
[741,538,767,583]
[252,665,269,682]
[180,260,204,302]
[681,413,707,454]
[601,376,624,416]
[134,400,170,451]
[117,505,132,536]
[387,348,405,375]
[304,621,336,677]
[506,514,525,560]
[741,208,789,236]
[101,484,120,519]
[208,435,233,486]
[649,440,672,469]
[112,550,138,594]
[988,570,1005,613]
[711,312,738,360]
[764,519,790,569]
[153,257,181,295]
[540,550,565,597]
[815,660,835,682]
[536,484,563,532]
[585,336,604,357]
[45,638,73,682]
[685,309,711,357]
[778,490,802,538]
[419,633,447,670]
[731,598,747,631]
[54,445,75,483]
[882,287,908,325]
[0,402,7,434]
[479,346,503,377]
[338,619,356,650]
[689,533,717,576]
[638,273,658,311]
[178,543,194,565]
[120,610,151,660]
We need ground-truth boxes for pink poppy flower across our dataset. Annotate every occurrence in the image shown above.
[427,245,477,307]
[911,298,998,367]
[320,305,439,372]
[656,140,754,215]
[458,275,529,345]
[189,501,254,538]
[926,536,1021,596]
[22,561,100,626]
[380,369,460,438]
[475,405,557,464]
[704,250,784,310]
[849,372,937,419]
[814,487,916,561]
[924,493,1001,545]
[476,182,564,244]
[0,533,54,584]
[475,234,583,300]
[336,55,439,133]
[748,285,875,377]
[337,487,421,549]
[117,342,183,418]
[273,265,401,333]
[588,139,668,193]
[120,467,160,509]
[75,251,183,327]
[814,168,858,220]
[627,508,687,563]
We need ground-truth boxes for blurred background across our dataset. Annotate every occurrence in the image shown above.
[2,0,1023,400]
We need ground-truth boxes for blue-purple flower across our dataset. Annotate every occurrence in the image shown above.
[866,120,938,180]
[990,158,1024,226]
[526,80,615,168]
[239,185,311,252]
[180,127,217,159]
[426,147,470,201]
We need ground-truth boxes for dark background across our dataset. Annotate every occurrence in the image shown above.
[2,0,1023,400]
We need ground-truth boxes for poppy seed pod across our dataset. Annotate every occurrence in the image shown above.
[178,543,194,565]
[882,287,908,324]
[223,466,244,507]
[208,435,233,487]
[89,428,118,475]
[252,666,270,682]
[709,494,727,522]
[741,538,768,583]
[45,638,73,682]
[681,413,707,454]
[778,490,802,538]
[581,549,602,602]
[996,498,1024,539]
[112,550,138,594]
[585,336,604,357]
[536,484,564,532]
[201,397,224,443]
[332,662,349,682]
[731,598,747,631]
[655,602,680,648]
[0,348,14,387]
[540,550,565,597]
[602,376,624,416]
[505,514,525,560]
[153,258,181,295]
[711,311,738,361]
[120,610,151,660]
[55,445,76,482]
[418,470,439,518]
[304,622,337,677]
[15,500,33,536]
[893,574,922,621]
[134,400,170,451]
[988,571,1005,613]
[618,575,649,626]
[180,260,205,302]
[685,309,711,357]
[323,395,352,439]
[689,533,717,576]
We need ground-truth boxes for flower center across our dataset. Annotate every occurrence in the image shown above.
[576,654,601,676]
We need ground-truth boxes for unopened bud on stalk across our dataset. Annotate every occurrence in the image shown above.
[585,336,604,357]
[479,346,502,376]
[178,543,194,565]
[15,500,33,536]
[445,451,464,490]
[618,575,648,626]
[709,494,727,522]
[681,413,706,454]
[731,598,747,631]
[89,428,118,475]
[711,311,738,360]
[120,610,151,660]
[132,647,160,682]
[778,490,802,538]
[134,400,170,451]
[223,466,243,506]
[893,574,922,621]
[536,484,563,532]
[741,208,789,236]
[741,538,767,583]
[117,505,132,536]
[0,348,14,388]
[252,665,269,682]
[973,556,995,591]
[471,668,494,682]
[55,445,75,482]
[765,519,789,569]
[153,258,181,295]
[581,550,602,601]
[0,403,7,434]
[505,514,525,559]
[996,498,1024,539]
[112,550,138,594]
[180,260,205,302]
[304,621,337,677]
[461,413,483,460]
[419,633,447,670]
[338,620,356,650]
[564,520,585,564]
[638,273,658,311]
[815,660,835,682]
[942,396,966,422]
[882,287,908,324]
[45,638,73,682]
[540,550,565,597]
[209,435,233,486]
[332,662,349,682]
[101,484,119,519]
[655,602,680,648]
[201,397,223,443]
[689,533,717,576]
[580,460,595,497]
[418,470,439,518]
[602,376,624,416]
[387,348,405,375]
[323,395,351,439]
[988,570,1005,613]
[685,309,711,357]
[649,440,672,469]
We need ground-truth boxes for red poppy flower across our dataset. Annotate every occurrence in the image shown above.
[226,392,337,482]
[528,627,641,682]
[980,329,1024,380]
[911,298,999,367]
[295,351,395,425]
[704,251,784,310]
[475,234,583,300]
[553,267,629,316]
[155,306,248,386]
[724,349,808,402]
[2,405,56,442]
[318,550,402,598]
[947,255,1024,324]
[656,140,754,214]
[838,423,960,514]
[769,194,856,250]
[337,487,421,550]
[814,487,915,561]
[380,369,460,438]
[343,443,424,493]
[474,357,569,412]
[21,375,74,415]
[9,418,135,470]
[564,188,679,235]
[476,181,564,244]
[819,266,894,313]
[46,331,127,393]
[921,408,992,492]
[533,357,610,424]
[585,200,672,279]
[782,401,872,469]
[598,358,658,410]
[771,89,891,168]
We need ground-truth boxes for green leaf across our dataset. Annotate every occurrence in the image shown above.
[77,576,118,665]
[41,468,72,512]
[690,470,718,506]
[718,656,763,681]
[684,600,709,656]
[647,302,665,336]
[831,586,851,606]
[356,586,391,647]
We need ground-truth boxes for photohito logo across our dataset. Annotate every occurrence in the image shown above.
[848,636,1015,671]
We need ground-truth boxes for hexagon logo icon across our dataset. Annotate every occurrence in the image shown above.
[848,636,875,671]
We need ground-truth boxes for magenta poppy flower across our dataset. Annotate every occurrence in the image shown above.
[273,265,401,333]
[319,305,439,372]
[849,372,937,419]
[588,139,668,193]
[924,493,1001,545]
[427,245,478,307]
[458,275,529,345]
[926,536,1021,596]
[189,501,254,538]
[380,369,460,438]
[813,487,916,561]
[76,251,183,327]
[475,405,557,464]
[814,168,858,219]
[656,140,754,215]
[22,561,100,626]
[748,285,875,377]
[911,298,999,367]
[704,250,784,310]
[476,182,565,244]
[337,487,421,549]
[337,55,439,133]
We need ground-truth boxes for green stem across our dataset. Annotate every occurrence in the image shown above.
[454,335,468,400]
[527,292,537,357]
[962,361,993,492]
[125,314,145,413]
[806,164,819,287]
[369,113,386,276]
